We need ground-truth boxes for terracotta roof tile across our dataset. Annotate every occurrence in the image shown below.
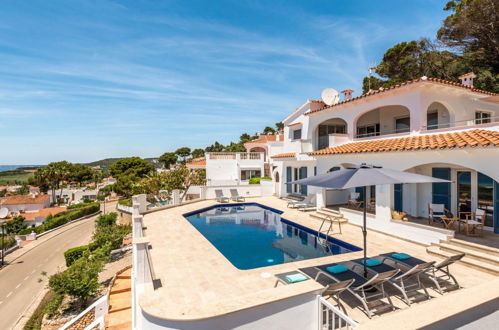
[271,152,296,159]
[306,77,498,116]
[0,194,50,206]
[309,129,499,156]
[187,158,206,167]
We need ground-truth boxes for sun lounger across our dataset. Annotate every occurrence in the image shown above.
[300,263,398,318]
[380,252,465,294]
[275,271,354,312]
[349,257,434,305]
[229,189,245,202]
[214,189,229,203]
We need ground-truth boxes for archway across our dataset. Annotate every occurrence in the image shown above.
[354,105,411,138]
[314,118,348,150]
[426,102,451,130]
[401,162,498,232]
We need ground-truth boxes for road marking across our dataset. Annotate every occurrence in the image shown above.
[6,292,12,298]
[15,284,21,289]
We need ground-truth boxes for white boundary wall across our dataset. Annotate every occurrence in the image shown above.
[139,291,320,330]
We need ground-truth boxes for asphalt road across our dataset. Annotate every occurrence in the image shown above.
[0,215,96,330]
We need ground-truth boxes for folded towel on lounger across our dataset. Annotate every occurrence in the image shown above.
[285,273,308,283]
[327,265,349,274]
[391,253,411,260]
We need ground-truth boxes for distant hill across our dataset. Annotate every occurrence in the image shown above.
[84,157,160,170]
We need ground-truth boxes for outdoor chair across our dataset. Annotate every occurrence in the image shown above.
[229,189,245,202]
[347,192,362,209]
[214,189,229,203]
[300,263,398,318]
[380,252,465,294]
[296,194,317,212]
[428,204,449,226]
[459,209,485,237]
[287,194,305,208]
[274,271,354,313]
[350,257,434,305]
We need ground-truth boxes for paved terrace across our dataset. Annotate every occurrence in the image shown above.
[140,197,498,326]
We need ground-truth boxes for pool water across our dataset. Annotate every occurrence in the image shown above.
[183,203,361,270]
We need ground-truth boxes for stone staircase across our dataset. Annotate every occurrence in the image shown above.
[427,238,499,275]
[105,267,132,330]
[310,208,349,224]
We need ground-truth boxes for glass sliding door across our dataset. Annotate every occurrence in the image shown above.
[477,172,494,228]
[457,171,472,218]
[432,168,451,210]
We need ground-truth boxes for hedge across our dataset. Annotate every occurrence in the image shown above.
[67,201,100,210]
[118,198,132,206]
[249,176,272,184]
[17,203,100,235]
[64,245,89,267]
[0,235,16,250]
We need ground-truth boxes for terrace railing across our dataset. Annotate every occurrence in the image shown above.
[318,296,358,329]
[207,152,263,160]
[421,115,499,131]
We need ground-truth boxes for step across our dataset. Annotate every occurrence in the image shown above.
[310,213,348,223]
[105,308,132,328]
[426,246,499,275]
[106,321,132,330]
[439,243,499,267]
[116,275,132,279]
[446,238,499,257]
[316,210,343,218]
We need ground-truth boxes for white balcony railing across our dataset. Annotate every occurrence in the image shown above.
[421,115,499,131]
[318,296,358,329]
[207,152,262,160]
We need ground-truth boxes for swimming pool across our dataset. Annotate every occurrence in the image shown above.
[183,203,361,270]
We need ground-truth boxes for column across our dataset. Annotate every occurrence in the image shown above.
[375,184,393,223]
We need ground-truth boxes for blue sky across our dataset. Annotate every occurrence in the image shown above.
[0,0,448,164]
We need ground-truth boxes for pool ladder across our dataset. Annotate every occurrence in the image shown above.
[317,215,343,248]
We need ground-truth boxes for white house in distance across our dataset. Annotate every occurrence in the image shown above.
[0,194,51,214]
[204,73,499,235]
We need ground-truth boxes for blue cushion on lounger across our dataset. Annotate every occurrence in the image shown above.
[326,265,349,274]
[361,259,382,267]
[285,273,308,283]
[392,253,411,260]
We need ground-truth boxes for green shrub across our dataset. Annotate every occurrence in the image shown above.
[89,224,131,251]
[96,213,117,228]
[34,203,100,234]
[248,176,272,184]
[67,201,99,210]
[83,198,92,203]
[118,198,132,206]
[48,258,102,305]
[43,293,64,319]
[0,235,16,249]
[64,245,89,267]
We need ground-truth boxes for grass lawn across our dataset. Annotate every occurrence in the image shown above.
[0,171,34,185]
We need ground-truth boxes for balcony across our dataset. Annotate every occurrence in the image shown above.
[207,152,263,160]
[421,115,499,132]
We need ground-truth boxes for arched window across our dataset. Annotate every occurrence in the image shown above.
[328,166,341,172]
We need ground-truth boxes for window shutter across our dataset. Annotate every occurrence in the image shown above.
[299,167,308,195]
[286,167,292,194]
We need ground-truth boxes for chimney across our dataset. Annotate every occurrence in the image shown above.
[458,72,476,87]
[341,89,354,101]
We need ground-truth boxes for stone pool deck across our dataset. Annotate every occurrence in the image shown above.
[139,196,498,326]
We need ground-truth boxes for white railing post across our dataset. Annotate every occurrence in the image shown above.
[317,296,358,329]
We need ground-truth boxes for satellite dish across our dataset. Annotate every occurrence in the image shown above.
[321,88,340,105]
[0,208,8,219]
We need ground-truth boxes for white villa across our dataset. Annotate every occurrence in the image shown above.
[202,74,499,236]
[91,74,499,330]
